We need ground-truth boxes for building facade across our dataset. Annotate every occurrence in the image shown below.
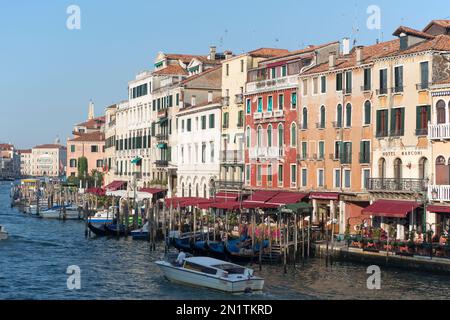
[31,144,67,177]
[19,149,32,177]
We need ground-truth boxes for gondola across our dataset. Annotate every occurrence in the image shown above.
[192,240,209,255]
[172,237,193,252]
[87,223,109,237]
[206,241,227,259]
[104,224,133,237]
[224,237,269,262]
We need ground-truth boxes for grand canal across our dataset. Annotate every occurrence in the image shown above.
[1,181,450,300]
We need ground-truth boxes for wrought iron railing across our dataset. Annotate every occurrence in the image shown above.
[367,178,428,192]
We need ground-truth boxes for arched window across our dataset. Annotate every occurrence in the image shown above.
[182,183,185,197]
[346,103,352,127]
[188,184,192,197]
[203,184,207,198]
[320,106,326,128]
[278,124,284,148]
[436,156,449,185]
[257,125,263,147]
[419,157,429,181]
[336,104,343,128]
[302,107,308,129]
[267,125,273,147]
[290,122,297,147]
[196,184,199,198]
[378,158,386,180]
[437,100,446,124]
[364,101,371,125]
[394,158,402,181]
[246,126,251,147]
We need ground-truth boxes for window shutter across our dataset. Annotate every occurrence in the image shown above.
[426,105,431,123]
[416,106,421,131]
[390,109,395,135]
[401,108,405,136]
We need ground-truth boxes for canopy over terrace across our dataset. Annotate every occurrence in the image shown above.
[362,200,421,218]
[106,190,154,201]
[104,180,127,191]
[85,187,106,196]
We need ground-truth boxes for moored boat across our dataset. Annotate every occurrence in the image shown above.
[87,210,114,224]
[0,226,8,240]
[131,222,149,240]
[155,255,264,293]
[87,223,109,237]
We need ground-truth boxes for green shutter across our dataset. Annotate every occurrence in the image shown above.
[401,108,405,136]
[416,106,421,131]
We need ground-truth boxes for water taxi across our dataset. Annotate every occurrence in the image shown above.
[155,255,264,293]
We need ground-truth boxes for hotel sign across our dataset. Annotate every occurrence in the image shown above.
[382,150,424,157]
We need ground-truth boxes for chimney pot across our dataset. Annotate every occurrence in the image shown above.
[356,46,364,65]
[329,52,336,69]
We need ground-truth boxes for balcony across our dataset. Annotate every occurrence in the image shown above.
[332,121,342,129]
[367,178,428,193]
[157,109,168,119]
[360,85,371,92]
[429,185,450,202]
[220,150,244,164]
[415,128,428,136]
[376,88,388,96]
[235,94,243,104]
[316,122,325,130]
[274,110,284,118]
[253,113,262,120]
[249,147,281,160]
[155,133,169,142]
[222,96,230,107]
[416,82,430,91]
[263,111,273,119]
[246,75,299,94]
[155,160,169,168]
[376,130,389,138]
[429,123,450,140]
[391,86,404,94]
[216,180,244,191]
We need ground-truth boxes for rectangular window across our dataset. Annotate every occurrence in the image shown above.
[223,112,229,128]
[246,99,251,114]
[334,169,341,188]
[210,142,214,163]
[267,164,273,185]
[343,142,352,164]
[201,143,206,163]
[336,73,343,91]
[363,68,371,91]
[334,141,343,160]
[394,66,404,93]
[390,107,405,136]
[241,60,244,73]
[318,169,324,187]
[420,62,429,90]
[379,69,388,94]
[318,141,325,160]
[291,164,297,187]
[187,118,192,132]
[245,165,251,184]
[70,145,75,153]
[301,168,307,187]
[291,92,297,109]
[313,77,319,95]
[278,165,283,186]
[344,169,351,188]
[271,68,276,79]
[226,64,229,76]
[301,141,307,159]
[345,71,352,94]
[360,141,370,164]
[268,96,273,112]
[376,110,389,137]
[201,115,206,130]
[209,114,215,129]
[257,97,263,112]
[302,79,308,96]
[416,105,431,135]
[91,145,98,153]
[363,169,370,189]
[237,110,244,128]
[257,165,262,186]
[278,94,284,110]
[282,65,287,77]
[321,76,326,93]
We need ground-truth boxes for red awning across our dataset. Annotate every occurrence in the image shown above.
[85,188,106,196]
[241,201,279,209]
[427,205,450,214]
[246,190,279,203]
[165,197,214,208]
[362,200,421,218]
[213,201,242,210]
[139,188,166,195]
[215,192,240,201]
[267,192,308,206]
[104,180,126,191]
[309,192,339,200]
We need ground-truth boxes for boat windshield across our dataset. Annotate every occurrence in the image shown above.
[212,264,246,275]
[184,262,218,275]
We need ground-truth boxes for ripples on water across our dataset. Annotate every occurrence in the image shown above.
[1,182,450,300]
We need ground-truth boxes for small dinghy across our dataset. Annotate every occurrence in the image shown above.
[0,226,8,240]
[155,255,264,293]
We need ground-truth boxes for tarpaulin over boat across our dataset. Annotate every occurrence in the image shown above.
[362,200,421,218]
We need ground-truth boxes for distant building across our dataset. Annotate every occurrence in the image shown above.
[0,143,20,179]
[18,149,32,177]
[66,102,106,180]
[31,144,67,177]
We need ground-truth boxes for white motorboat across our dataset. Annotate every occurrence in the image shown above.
[155,255,264,293]
[0,226,8,240]
[39,205,81,220]
[88,210,114,224]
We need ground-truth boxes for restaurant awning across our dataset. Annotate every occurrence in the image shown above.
[104,180,126,191]
[267,192,308,206]
[165,197,214,208]
[362,200,421,218]
[427,205,450,214]
[309,192,340,200]
[245,190,279,203]
[139,188,166,195]
[85,188,106,196]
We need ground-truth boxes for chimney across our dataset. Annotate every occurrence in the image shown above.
[329,52,336,69]
[209,46,217,60]
[356,46,364,65]
[342,37,350,55]
[224,50,233,60]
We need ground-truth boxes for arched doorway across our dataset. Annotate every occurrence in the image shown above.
[378,158,386,179]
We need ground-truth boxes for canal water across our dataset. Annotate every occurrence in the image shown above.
[1,181,450,300]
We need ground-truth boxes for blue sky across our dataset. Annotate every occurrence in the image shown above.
[0,0,449,149]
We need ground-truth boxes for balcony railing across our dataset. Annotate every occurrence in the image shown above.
[235,94,243,104]
[222,96,230,106]
[376,88,388,95]
[274,110,284,118]
[360,85,371,92]
[249,147,281,160]
[220,150,244,163]
[429,123,450,140]
[246,75,299,94]
[263,111,273,119]
[157,109,168,119]
[367,178,428,192]
[391,86,404,94]
[429,185,450,202]
[155,160,169,167]
[216,180,244,191]
[156,133,169,141]
[416,82,430,91]
[253,112,262,120]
